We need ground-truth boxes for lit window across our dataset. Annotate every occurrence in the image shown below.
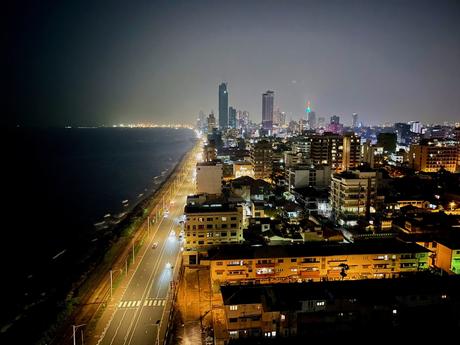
[280,314,285,321]
[230,305,238,311]
[316,301,325,306]
[392,309,397,315]
[441,294,447,299]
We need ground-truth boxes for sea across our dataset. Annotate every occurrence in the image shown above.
[0,127,196,342]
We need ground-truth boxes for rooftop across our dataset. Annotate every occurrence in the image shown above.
[184,202,238,213]
[207,239,429,260]
[221,275,460,309]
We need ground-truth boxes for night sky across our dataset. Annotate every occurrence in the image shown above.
[3,0,460,127]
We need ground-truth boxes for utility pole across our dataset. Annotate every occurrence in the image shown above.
[147,216,150,236]
[110,269,113,298]
[72,324,85,345]
[132,243,135,264]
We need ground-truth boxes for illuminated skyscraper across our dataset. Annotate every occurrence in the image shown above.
[352,113,358,128]
[207,112,216,133]
[330,115,340,125]
[219,82,228,129]
[228,106,237,129]
[262,90,274,131]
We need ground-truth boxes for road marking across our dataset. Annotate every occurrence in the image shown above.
[136,300,141,307]
[96,156,197,345]
[127,301,132,307]
[153,300,158,306]
[162,300,166,306]
[122,301,127,308]
[144,300,148,306]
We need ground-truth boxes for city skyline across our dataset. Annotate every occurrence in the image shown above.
[4,0,460,127]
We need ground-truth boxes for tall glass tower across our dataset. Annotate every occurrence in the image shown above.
[262,90,274,131]
[218,83,228,129]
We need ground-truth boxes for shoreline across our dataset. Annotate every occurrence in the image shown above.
[41,137,198,345]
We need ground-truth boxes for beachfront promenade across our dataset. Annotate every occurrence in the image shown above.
[56,140,201,345]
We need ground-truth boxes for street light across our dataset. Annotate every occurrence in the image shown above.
[72,324,86,345]
[154,321,161,345]
[110,268,123,298]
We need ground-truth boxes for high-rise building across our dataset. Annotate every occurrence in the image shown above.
[377,133,397,153]
[272,109,287,127]
[219,82,229,129]
[352,113,358,128]
[252,140,273,180]
[361,140,375,168]
[207,112,216,133]
[330,115,340,125]
[307,111,316,130]
[238,110,250,130]
[317,117,325,128]
[292,133,361,171]
[342,133,361,171]
[229,106,237,129]
[262,91,274,131]
[409,140,458,173]
[394,123,411,144]
[197,110,207,132]
[410,121,422,134]
[330,169,378,221]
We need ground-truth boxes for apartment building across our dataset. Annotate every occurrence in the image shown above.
[196,161,223,195]
[206,240,429,285]
[435,239,460,274]
[252,140,273,180]
[287,164,331,190]
[329,169,378,223]
[222,277,460,340]
[409,140,459,173]
[184,201,244,249]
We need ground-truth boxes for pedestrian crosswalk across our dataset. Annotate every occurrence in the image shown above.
[118,298,166,308]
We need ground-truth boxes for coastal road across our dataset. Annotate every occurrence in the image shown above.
[97,175,195,345]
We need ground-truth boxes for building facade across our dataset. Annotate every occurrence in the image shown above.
[342,133,361,171]
[206,241,429,285]
[228,106,237,129]
[287,164,331,190]
[184,202,244,249]
[219,83,228,129]
[252,140,273,180]
[409,141,458,173]
[330,169,378,222]
[196,162,223,195]
[262,91,274,131]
